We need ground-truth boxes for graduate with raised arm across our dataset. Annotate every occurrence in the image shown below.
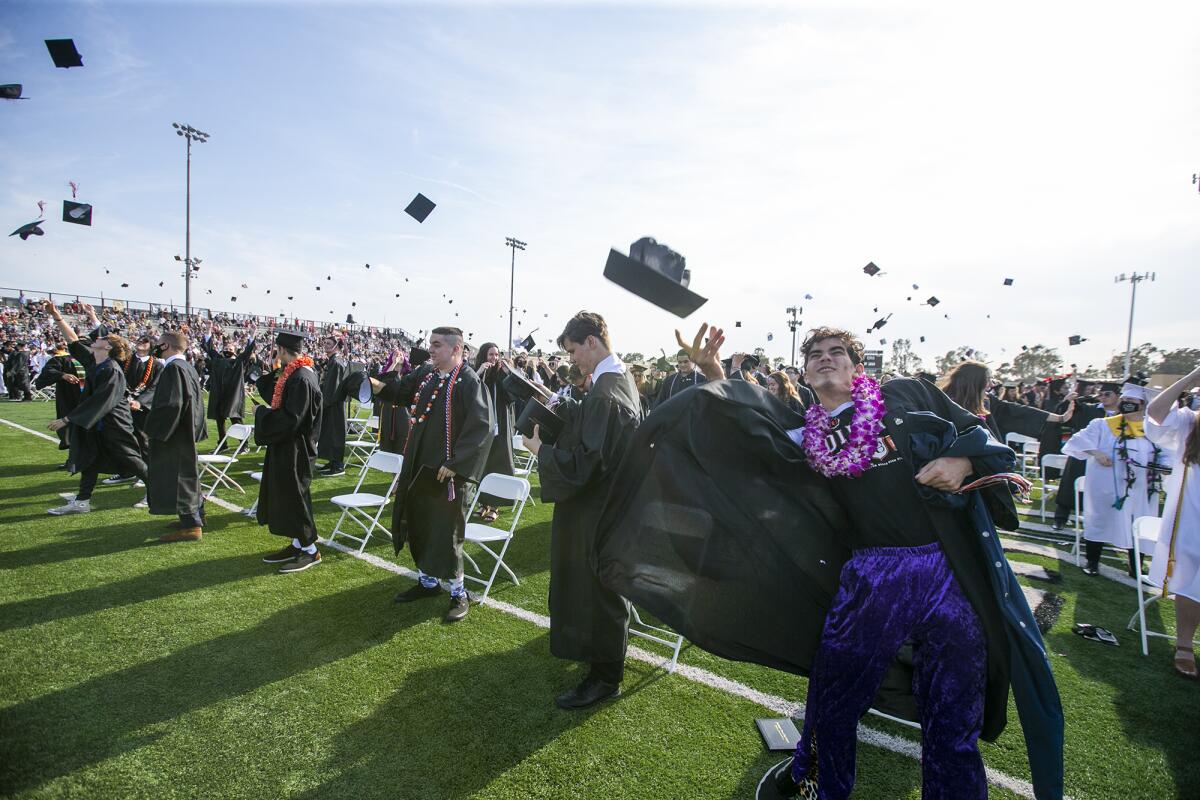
[144,330,209,542]
[41,301,148,516]
[315,334,350,477]
[204,321,257,447]
[522,311,644,710]
[367,327,491,623]
[34,340,86,465]
[254,332,324,574]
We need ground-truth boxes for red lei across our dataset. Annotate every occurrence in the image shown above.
[272,355,314,409]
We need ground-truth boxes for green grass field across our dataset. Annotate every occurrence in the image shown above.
[0,398,1195,799]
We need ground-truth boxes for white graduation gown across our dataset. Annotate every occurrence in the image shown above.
[1063,414,1163,548]
[1145,406,1200,602]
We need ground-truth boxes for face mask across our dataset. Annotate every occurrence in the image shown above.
[1118,400,1141,414]
[152,343,167,356]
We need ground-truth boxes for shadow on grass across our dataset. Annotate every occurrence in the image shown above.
[0,579,431,794]
[296,634,620,800]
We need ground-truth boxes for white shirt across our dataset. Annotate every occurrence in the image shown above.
[590,353,626,383]
[163,353,186,366]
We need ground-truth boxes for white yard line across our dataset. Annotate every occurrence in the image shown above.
[3,416,1052,800]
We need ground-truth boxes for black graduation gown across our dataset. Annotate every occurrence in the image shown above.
[372,368,411,454]
[593,378,1016,742]
[478,365,517,507]
[124,355,164,459]
[35,354,83,450]
[253,365,323,545]
[205,336,254,421]
[5,351,29,392]
[144,359,207,517]
[381,363,491,579]
[984,396,1050,443]
[653,370,707,408]
[539,369,644,664]
[64,342,147,478]
[316,355,350,462]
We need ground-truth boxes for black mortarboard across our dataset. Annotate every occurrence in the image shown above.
[1003,278,1014,286]
[275,331,306,350]
[121,282,129,288]
[9,220,45,240]
[515,398,565,444]
[230,296,237,302]
[740,353,760,370]
[926,296,940,306]
[919,336,926,343]
[735,321,742,327]
[404,193,436,223]
[1068,335,1087,346]
[346,314,356,324]
[410,347,431,366]
[863,262,881,277]
[61,201,92,226]
[521,334,535,351]
[1097,379,1122,393]
[868,314,891,333]
[603,237,707,318]
[0,84,27,100]
[45,39,83,68]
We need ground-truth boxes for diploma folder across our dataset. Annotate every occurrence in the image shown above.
[755,718,801,751]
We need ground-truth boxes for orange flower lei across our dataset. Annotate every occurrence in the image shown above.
[135,355,155,390]
[272,355,314,409]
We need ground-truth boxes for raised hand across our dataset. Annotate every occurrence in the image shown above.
[675,323,726,381]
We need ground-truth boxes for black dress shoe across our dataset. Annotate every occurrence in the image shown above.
[444,593,470,622]
[394,582,443,603]
[262,544,304,563]
[1080,565,1099,576]
[555,677,620,710]
[771,758,801,798]
[1051,521,1066,532]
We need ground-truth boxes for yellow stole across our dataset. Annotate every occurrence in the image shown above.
[1105,414,1144,438]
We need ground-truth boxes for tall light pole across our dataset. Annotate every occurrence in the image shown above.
[505,237,526,354]
[173,122,209,317]
[786,305,802,367]
[1114,272,1155,377]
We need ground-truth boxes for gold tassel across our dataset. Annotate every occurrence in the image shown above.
[1162,461,1189,599]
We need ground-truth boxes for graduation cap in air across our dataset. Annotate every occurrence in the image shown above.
[735,321,742,328]
[867,314,892,333]
[0,84,28,100]
[158,281,164,287]
[603,237,707,318]
[45,39,83,68]
[925,296,940,307]
[287,295,294,300]
[62,201,92,226]
[767,333,774,342]
[863,262,882,277]
[919,336,926,343]
[404,193,436,223]
[1068,335,1087,346]
[346,314,356,324]
[520,334,536,351]
[364,263,370,269]
[1003,278,1014,286]
[9,220,45,240]
[230,296,237,302]
[121,282,130,288]
[315,286,321,291]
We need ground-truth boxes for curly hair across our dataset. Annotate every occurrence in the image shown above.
[105,334,131,364]
[800,327,864,366]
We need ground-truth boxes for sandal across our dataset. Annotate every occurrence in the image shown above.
[482,509,500,523]
[1175,647,1198,681]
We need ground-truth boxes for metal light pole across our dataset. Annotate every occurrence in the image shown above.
[505,237,526,354]
[785,305,802,367]
[172,122,209,317]
[1114,272,1155,377]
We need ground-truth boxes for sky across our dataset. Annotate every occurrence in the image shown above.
[1,1,1198,374]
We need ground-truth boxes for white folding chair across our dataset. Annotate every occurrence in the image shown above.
[345,403,373,439]
[1004,432,1040,477]
[1071,475,1086,565]
[243,470,263,517]
[198,423,253,498]
[629,606,685,674]
[345,418,380,474]
[512,434,537,505]
[462,474,531,599]
[325,451,403,553]
[1039,453,1069,522]
[1127,515,1173,656]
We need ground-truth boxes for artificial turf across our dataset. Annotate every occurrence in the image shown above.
[0,398,1194,799]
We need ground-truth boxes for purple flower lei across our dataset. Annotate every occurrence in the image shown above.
[801,373,886,478]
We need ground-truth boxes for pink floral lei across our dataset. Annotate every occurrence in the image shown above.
[801,373,886,478]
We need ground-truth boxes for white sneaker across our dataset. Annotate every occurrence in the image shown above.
[133,496,149,509]
[48,498,91,515]
[134,480,146,489]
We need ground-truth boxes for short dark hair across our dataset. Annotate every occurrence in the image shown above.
[557,311,610,350]
[800,327,864,366]
[431,326,463,339]
[161,331,188,351]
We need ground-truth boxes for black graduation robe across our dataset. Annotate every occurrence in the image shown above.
[372,367,411,454]
[124,355,164,460]
[539,369,644,664]
[380,363,491,579]
[593,377,1019,743]
[653,369,707,408]
[253,364,323,545]
[316,355,350,462]
[205,335,255,422]
[35,354,84,450]
[144,358,207,517]
[478,364,517,507]
[63,342,146,478]
[984,395,1050,445]
[5,350,30,392]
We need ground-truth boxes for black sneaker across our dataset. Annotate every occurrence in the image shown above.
[279,550,321,573]
[444,593,470,623]
[1081,565,1099,577]
[101,474,136,485]
[321,467,346,477]
[262,544,304,563]
[394,582,442,603]
[555,676,620,710]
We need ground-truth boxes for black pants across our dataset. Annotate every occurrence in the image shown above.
[178,499,206,528]
[1084,540,1143,576]
[215,417,242,445]
[9,378,32,401]
[77,461,149,501]
[1053,456,1087,524]
[587,660,625,685]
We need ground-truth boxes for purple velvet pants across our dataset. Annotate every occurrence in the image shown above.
[791,542,986,800]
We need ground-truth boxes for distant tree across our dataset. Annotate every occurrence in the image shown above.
[1104,342,1161,377]
[1008,345,1064,381]
[1155,347,1200,374]
[621,352,644,363]
[935,346,988,376]
[885,338,924,376]
[772,356,785,369]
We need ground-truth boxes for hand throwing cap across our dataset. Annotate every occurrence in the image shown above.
[604,236,707,318]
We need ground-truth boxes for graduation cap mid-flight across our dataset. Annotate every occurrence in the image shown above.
[404,193,436,223]
[1068,335,1088,346]
[346,314,356,324]
[868,314,892,333]
[863,262,882,277]
[604,237,707,318]
[521,334,536,351]
[45,39,83,68]
[925,296,940,307]
[9,220,45,240]
[62,201,92,226]
[0,84,28,100]
[919,336,926,343]
[1003,278,1014,286]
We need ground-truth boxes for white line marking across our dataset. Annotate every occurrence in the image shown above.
[0,417,60,443]
[1,417,1052,800]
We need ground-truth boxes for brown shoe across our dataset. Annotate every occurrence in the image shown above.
[160,527,203,543]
